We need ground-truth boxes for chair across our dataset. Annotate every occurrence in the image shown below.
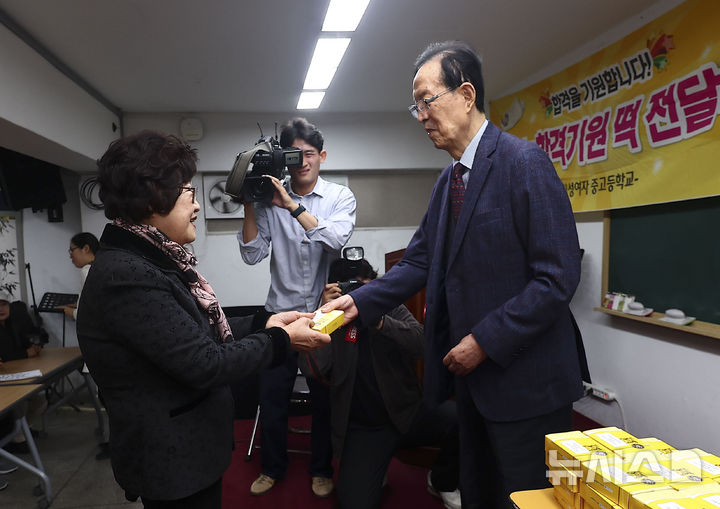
[221,306,315,461]
[244,369,312,461]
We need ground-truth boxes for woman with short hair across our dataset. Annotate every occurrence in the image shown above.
[77,130,330,508]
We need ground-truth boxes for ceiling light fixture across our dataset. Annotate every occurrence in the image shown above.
[322,0,371,32]
[295,1,370,110]
[297,91,326,110]
[302,37,351,90]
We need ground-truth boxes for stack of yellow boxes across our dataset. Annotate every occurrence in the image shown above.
[545,427,720,509]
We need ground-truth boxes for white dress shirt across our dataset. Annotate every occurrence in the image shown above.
[238,176,356,313]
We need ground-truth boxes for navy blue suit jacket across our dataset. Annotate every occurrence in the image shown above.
[352,122,583,422]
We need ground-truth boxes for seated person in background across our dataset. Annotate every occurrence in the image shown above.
[57,232,99,320]
[0,291,47,454]
[300,257,461,509]
[0,292,45,362]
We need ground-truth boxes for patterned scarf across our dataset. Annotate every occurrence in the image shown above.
[114,219,233,343]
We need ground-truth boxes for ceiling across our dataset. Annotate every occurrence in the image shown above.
[0,0,664,115]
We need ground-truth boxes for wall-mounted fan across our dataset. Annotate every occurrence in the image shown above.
[202,174,245,219]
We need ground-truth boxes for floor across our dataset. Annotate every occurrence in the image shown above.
[1,404,140,509]
[2,405,446,509]
[0,394,597,508]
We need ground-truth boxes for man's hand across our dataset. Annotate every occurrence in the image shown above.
[321,295,358,324]
[283,316,331,352]
[26,345,42,358]
[266,311,314,329]
[321,283,342,305]
[266,175,295,210]
[443,333,487,376]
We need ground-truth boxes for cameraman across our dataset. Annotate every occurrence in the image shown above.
[301,257,460,509]
[238,117,356,498]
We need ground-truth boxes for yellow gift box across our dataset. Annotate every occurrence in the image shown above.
[580,481,622,509]
[669,449,720,481]
[311,310,345,334]
[547,431,613,465]
[674,482,720,507]
[617,438,675,461]
[585,427,646,453]
[554,480,585,509]
[554,482,584,509]
[628,488,702,509]
[547,464,583,494]
[621,452,706,485]
[581,454,668,506]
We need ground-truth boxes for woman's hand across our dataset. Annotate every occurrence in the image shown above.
[266,311,331,352]
[283,316,331,352]
[266,311,313,329]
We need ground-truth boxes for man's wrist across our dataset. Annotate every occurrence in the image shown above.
[290,204,306,218]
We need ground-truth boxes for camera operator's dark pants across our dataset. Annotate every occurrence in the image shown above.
[258,350,333,479]
[337,400,459,509]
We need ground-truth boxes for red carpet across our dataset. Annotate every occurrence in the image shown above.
[223,416,447,508]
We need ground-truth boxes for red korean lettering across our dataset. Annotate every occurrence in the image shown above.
[644,83,682,147]
[613,95,645,153]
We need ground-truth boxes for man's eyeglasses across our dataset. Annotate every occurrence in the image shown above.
[408,86,458,119]
[179,186,197,202]
[68,246,79,255]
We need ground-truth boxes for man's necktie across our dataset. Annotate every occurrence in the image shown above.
[451,162,466,223]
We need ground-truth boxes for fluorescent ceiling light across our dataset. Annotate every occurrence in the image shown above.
[297,91,326,109]
[302,38,351,90]
[322,0,370,31]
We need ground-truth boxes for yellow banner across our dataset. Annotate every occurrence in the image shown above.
[489,0,720,211]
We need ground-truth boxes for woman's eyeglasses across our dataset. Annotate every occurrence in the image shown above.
[178,186,197,202]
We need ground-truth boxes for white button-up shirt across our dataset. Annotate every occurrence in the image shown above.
[238,176,356,313]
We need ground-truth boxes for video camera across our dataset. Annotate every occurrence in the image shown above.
[225,134,302,203]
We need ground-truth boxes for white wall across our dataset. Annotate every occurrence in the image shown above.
[75,112,443,307]
[0,21,113,348]
[123,111,449,172]
[21,171,86,347]
[0,23,119,172]
[510,0,720,452]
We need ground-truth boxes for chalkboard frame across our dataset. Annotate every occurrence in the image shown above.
[599,199,720,340]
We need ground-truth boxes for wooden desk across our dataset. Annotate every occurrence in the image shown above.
[0,384,43,414]
[0,347,104,437]
[0,384,53,507]
[510,488,561,509]
[0,346,83,385]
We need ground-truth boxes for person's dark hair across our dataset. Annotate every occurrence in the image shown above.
[328,258,378,283]
[97,130,197,222]
[279,117,324,152]
[71,232,99,254]
[414,40,485,113]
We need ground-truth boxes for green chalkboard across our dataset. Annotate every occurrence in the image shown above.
[609,195,720,325]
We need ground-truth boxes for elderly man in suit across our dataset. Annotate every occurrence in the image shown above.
[324,40,584,508]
